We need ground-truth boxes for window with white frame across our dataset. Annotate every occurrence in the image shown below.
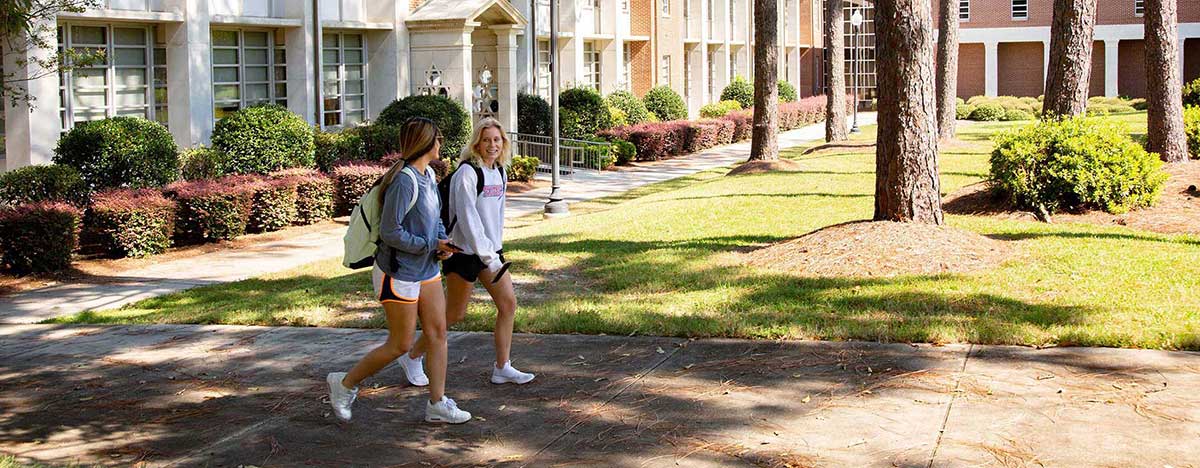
[661,55,670,85]
[1012,0,1028,19]
[622,0,629,12]
[57,24,166,131]
[583,41,601,91]
[707,50,716,100]
[538,39,552,98]
[959,0,970,20]
[321,32,366,128]
[622,43,633,91]
[1135,0,1144,15]
[663,0,670,16]
[212,30,287,121]
[683,53,691,99]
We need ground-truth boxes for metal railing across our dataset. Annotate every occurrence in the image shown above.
[508,133,613,177]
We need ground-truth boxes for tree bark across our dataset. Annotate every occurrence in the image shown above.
[873,0,944,224]
[1145,0,1189,162]
[825,0,848,142]
[1043,0,1097,117]
[935,0,958,139]
[749,0,779,161]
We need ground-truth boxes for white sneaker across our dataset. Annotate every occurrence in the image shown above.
[326,372,358,422]
[491,361,535,385]
[425,396,472,424]
[397,353,429,387]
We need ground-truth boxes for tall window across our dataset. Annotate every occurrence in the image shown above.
[959,0,970,20]
[622,0,629,12]
[661,55,670,85]
[683,53,691,99]
[322,32,366,127]
[1134,0,1144,15]
[583,41,601,91]
[212,30,287,121]
[707,50,716,100]
[57,24,166,131]
[1012,0,1028,19]
[731,54,738,79]
[662,0,670,16]
[622,43,633,91]
[538,39,552,98]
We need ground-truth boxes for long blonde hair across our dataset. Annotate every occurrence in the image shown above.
[379,117,440,204]
[460,117,512,168]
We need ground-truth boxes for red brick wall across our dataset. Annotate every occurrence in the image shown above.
[630,41,654,96]
[1089,40,1106,96]
[957,43,986,98]
[998,42,1044,97]
[930,0,1200,28]
[631,0,653,36]
[1118,39,1147,98]
[799,47,821,96]
[1186,38,1200,84]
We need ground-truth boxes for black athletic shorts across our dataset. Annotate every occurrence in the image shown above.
[442,250,506,283]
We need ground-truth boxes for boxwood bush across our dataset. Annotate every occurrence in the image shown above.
[314,127,364,172]
[989,117,1167,215]
[778,81,798,103]
[644,86,688,121]
[87,189,176,258]
[700,100,742,118]
[970,103,1006,121]
[211,105,315,175]
[508,155,539,182]
[0,202,82,274]
[54,116,180,190]
[605,90,655,125]
[720,76,754,109]
[377,95,470,160]
[0,164,88,207]
[559,87,613,140]
[518,93,552,136]
[1183,78,1200,107]
[178,146,229,181]
[1184,105,1200,159]
[611,139,637,165]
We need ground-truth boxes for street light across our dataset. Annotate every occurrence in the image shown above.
[849,8,862,133]
[545,0,568,218]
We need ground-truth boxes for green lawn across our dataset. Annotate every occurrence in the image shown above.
[53,112,1200,350]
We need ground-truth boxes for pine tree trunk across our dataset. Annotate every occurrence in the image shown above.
[825,0,848,142]
[749,0,779,161]
[1145,0,1189,162]
[873,0,944,224]
[1043,0,1097,117]
[935,0,959,139]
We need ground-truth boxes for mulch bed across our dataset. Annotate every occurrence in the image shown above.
[738,221,1014,278]
[726,159,805,176]
[944,161,1200,236]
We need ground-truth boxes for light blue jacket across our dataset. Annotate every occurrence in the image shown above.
[374,165,447,281]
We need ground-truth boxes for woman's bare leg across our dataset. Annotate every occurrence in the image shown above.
[477,268,517,368]
[342,301,418,388]
[411,273,472,359]
[415,279,449,402]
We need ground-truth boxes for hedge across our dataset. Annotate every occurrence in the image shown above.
[721,110,754,142]
[611,140,637,165]
[272,169,335,225]
[0,164,88,207]
[1184,105,1200,159]
[1183,78,1200,107]
[245,176,298,233]
[700,100,742,118]
[165,177,256,243]
[518,93,553,136]
[778,81,798,103]
[377,95,471,160]
[88,189,176,258]
[314,127,364,172]
[54,116,180,190]
[333,164,387,216]
[559,87,613,140]
[179,146,229,181]
[508,155,539,182]
[644,86,688,121]
[0,202,82,274]
[211,105,315,175]
[720,76,754,109]
[605,90,655,125]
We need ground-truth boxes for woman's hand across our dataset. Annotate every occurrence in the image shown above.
[436,239,461,256]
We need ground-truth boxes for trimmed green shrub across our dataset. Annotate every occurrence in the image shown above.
[700,100,742,118]
[165,177,256,243]
[179,146,229,181]
[332,164,387,216]
[87,189,175,258]
[360,124,403,162]
[956,104,975,120]
[559,87,613,140]
[778,81,798,103]
[0,202,82,274]
[1183,78,1200,107]
[605,90,654,125]
[1130,98,1148,110]
[990,117,1167,215]
[721,110,753,141]
[243,176,298,233]
[314,127,364,172]
[1002,109,1034,121]
[1087,104,1112,116]
[509,155,539,182]
[1184,105,1200,158]
[54,116,180,190]
[720,76,754,109]
[0,164,88,207]
[970,103,1006,121]
[211,105,315,175]
[377,95,471,160]
[955,97,966,107]
[271,169,335,225]
[518,93,553,136]
[611,139,637,165]
[644,86,688,121]
[608,105,628,128]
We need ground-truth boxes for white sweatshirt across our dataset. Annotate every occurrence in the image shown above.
[448,163,506,271]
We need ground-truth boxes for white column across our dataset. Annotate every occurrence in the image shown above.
[1042,40,1050,82]
[283,0,317,124]
[984,41,999,97]
[164,0,214,147]
[458,28,474,120]
[1104,39,1119,97]
[3,18,61,169]
[492,25,521,132]
[365,0,408,120]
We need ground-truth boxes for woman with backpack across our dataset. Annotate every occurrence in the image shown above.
[327,117,472,425]
[403,117,535,386]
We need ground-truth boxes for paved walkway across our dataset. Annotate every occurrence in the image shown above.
[0,324,1195,467]
[0,114,876,324]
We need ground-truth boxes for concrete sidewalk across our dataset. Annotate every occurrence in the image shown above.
[0,114,876,324]
[1,324,1196,467]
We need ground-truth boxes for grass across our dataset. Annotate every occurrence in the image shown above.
[52,112,1200,350]
[0,456,88,468]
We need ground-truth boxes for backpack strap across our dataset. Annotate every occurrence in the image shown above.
[400,165,420,216]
